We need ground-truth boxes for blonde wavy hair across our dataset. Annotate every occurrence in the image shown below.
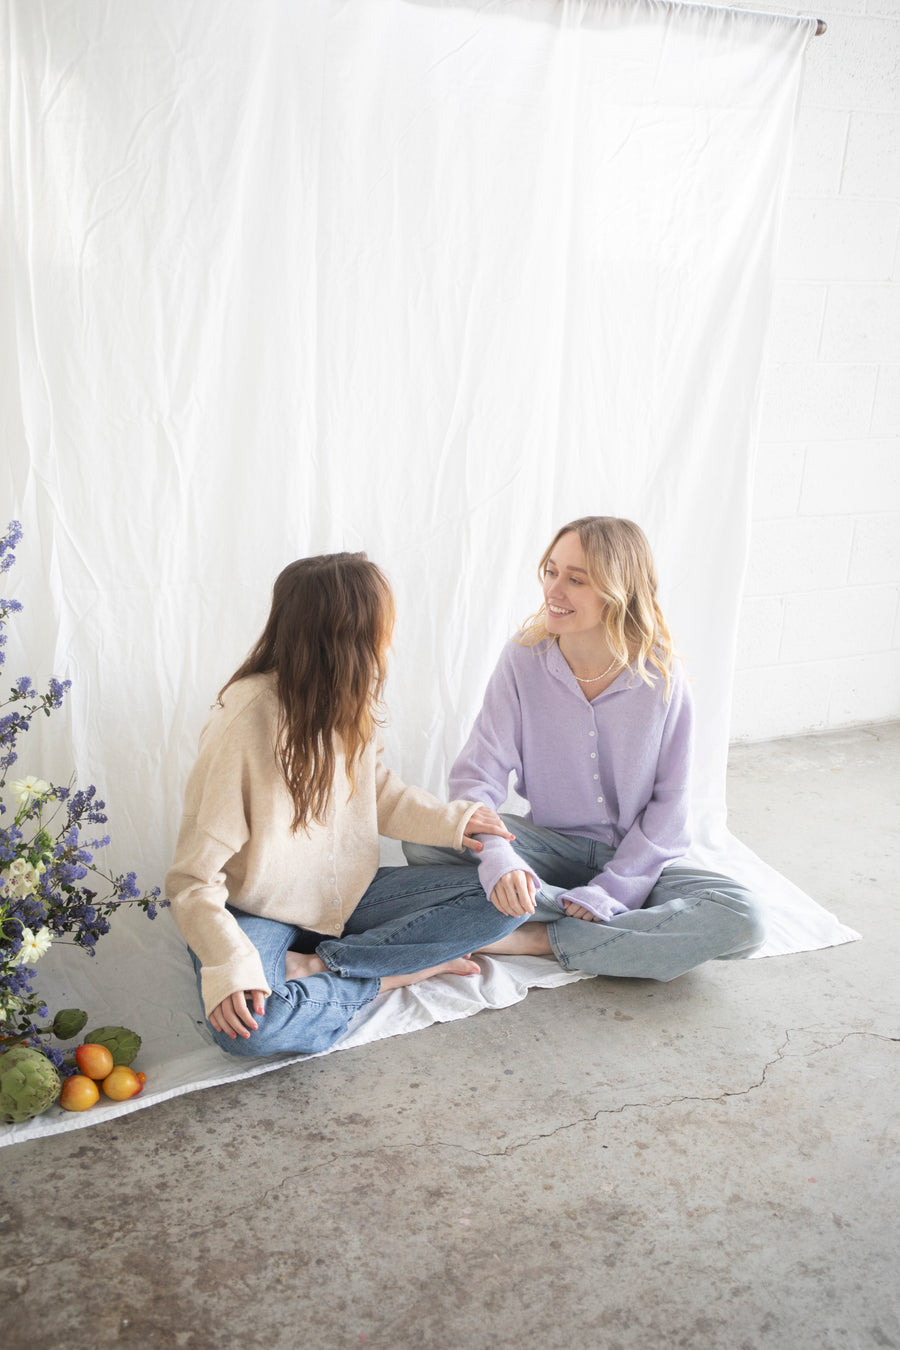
[518,517,675,696]
[220,552,395,832]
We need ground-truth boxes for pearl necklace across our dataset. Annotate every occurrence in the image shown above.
[572,656,620,684]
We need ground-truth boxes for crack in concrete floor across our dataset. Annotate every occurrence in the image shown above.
[242,1027,898,1191]
[464,1028,899,1158]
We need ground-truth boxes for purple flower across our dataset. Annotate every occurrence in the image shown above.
[0,519,23,567]
[20,898,46,926]
[0,710,30,746]
[0,519,161,1046]
[46,678,71,709]
[115,871,140,900]
[0,825,24,860]
[66,786,107,827]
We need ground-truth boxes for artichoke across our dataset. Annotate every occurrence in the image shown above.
[51,1008,88,1040]
[82,1025,141,1066]
[0,1046,62,1124]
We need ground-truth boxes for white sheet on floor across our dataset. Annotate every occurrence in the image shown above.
[1,921,595,1146]
[2,0,858,1147]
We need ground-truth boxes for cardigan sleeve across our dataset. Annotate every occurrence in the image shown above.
[448,645,541,901]
[165,714,271,1017]
[374,734,476,847]
[166,819,272,1016]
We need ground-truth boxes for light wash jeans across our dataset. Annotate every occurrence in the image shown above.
[190,864,526,1059]
[403,815,766,983]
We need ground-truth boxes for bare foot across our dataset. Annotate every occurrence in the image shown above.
[285,951,327,981]
[379,956,481,992]
[476,923,554,958]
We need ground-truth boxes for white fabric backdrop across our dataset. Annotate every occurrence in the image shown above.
[1,0,857,1145]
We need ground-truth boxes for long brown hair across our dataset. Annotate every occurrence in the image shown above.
[518,517,675,696]
[220,553,396,831]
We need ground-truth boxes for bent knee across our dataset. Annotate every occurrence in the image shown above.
[738,904,767,954]
[210,1027,276,1059]
[208,1014,305,1057]
[709,886,767,956]
[214,1027,343,1058]
[209,1013,343,1059]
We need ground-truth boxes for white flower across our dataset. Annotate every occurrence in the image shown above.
[1,858,42,900]
[17,926,53,964]
[9,776,52,807]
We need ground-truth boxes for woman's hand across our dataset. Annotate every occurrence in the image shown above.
[490,870,537,917]
[562,899,602,922]
[462,805,515,852]
[208,989,267,1040]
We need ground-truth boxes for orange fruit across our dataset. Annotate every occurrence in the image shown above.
[75,1043,114,1080]
[59,1074,100,1112]
[101,1065,142,1101]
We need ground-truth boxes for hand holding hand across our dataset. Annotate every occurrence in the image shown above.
[208,989,267,1040]
[562,899,602,922]
[462,805,516,852]
[489,869,537,917]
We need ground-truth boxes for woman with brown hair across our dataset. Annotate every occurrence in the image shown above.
[405,517,765,981]
[166,552,523,1057]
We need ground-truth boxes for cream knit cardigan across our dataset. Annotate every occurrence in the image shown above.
[166,673,477,1015]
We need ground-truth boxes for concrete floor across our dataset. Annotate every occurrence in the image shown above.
[3,723,898,1350]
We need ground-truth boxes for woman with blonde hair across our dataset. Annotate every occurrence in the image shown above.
[404,517,764,980]
[167,551,524,1057]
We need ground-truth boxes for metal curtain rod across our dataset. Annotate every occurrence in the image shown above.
[816,18,827,35]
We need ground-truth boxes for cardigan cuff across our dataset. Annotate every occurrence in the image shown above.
[199,952,272,1018]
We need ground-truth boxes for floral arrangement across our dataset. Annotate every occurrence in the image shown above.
[0,519,164,1077]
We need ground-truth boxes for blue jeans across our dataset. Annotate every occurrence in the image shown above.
[191,864,526,1059]
[403,815,766,982]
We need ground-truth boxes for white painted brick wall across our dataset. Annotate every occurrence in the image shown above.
[721,0,900,740]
